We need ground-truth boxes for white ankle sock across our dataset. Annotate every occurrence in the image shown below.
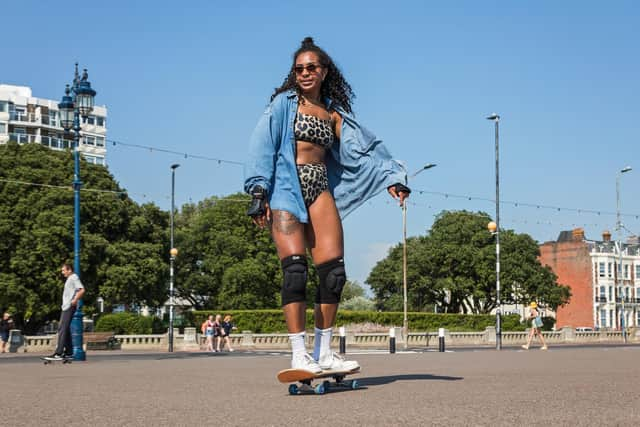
[288,332,306,356]
[313,327,333,361]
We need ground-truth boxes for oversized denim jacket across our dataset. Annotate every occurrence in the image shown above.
[244,90,407,223]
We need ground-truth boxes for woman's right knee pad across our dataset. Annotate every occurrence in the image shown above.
[280,255,308,306]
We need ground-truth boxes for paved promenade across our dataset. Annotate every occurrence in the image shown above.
[2,345,639,426]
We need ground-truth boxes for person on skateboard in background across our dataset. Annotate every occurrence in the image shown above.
[48,263,85,360]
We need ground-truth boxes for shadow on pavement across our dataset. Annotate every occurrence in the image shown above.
[358,374,463,386]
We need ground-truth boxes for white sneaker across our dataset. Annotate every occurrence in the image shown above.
[292,352,322,374]
[318,352,360,372]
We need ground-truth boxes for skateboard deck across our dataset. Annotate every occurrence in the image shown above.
[41,356,72,365]
[277,367,361,395]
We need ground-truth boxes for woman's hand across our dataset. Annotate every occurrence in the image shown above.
[388,183,411,206]
[247,186,271,228]
[251,202,271,229]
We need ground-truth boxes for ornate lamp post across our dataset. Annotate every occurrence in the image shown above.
[486,113,502,350]
[168,163,180,352]
[616,166,632,343]
[402,163,437,350]
[58,63,97,361]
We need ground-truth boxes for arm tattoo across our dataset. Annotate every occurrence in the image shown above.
[272,210,300,235]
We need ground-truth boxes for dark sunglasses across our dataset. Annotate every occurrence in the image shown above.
[294,63,322,75]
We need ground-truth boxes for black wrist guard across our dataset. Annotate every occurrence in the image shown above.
[392,183,411,195]
[247,186,267,217]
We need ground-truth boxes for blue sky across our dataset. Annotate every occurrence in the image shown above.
[3,1,639,289]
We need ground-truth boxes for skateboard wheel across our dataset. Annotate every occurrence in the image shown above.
[314,384,325,395]
[351,380,359,390]
[288,384,299,395]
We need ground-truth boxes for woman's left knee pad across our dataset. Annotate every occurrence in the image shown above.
[315,257,346,304]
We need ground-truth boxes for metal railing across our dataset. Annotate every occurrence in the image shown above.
[9,111,102,129]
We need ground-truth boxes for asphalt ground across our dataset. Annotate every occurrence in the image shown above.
[2,345,639,426]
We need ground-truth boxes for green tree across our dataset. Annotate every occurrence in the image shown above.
[173,194,326,310]
[367,210,571,313]
[0,142,168,333]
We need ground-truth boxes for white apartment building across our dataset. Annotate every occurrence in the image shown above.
[0,84,107,165]
[590,236,640,330]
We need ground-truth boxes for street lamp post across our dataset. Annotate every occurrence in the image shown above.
[486,113,502,350]
[616,166,632,343]
[58,63,97,361]
[169,164,180,352]
[402,163,437,350]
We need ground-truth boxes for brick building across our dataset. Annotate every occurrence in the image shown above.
[539,228,640,330]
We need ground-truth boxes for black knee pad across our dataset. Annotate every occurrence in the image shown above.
[281,255,308,306]
[315,257,346,304]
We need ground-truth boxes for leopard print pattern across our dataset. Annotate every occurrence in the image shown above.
[294,113,334,148]
[296,163,329,206]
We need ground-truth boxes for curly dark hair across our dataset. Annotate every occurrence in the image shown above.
[271,37,355,114]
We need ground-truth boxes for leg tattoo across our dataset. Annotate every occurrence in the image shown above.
[272,211,300,235]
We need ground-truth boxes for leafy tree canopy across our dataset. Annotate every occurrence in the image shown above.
[0,143,168,333]
[367,210,571,314]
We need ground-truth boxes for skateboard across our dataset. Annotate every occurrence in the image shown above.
[41,356,72,365]
[277,367,360,395]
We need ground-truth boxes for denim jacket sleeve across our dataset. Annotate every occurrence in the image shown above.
[243,97,284,195]
[327,108,408,218]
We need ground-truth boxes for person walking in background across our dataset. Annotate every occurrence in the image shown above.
[244,36,409,373]
[47,263,85,360]
[201,315,216,352]
[1,312,14,353]
[220,314,235,352]
[522,301,548,350]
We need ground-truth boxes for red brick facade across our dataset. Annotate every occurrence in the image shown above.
[539,235,594,329]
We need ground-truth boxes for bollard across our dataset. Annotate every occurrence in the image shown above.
[339,326,346,354]
[389,327,396,354]
[438,328,445,352]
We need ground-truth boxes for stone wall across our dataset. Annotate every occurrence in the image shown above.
[19,326,638,353]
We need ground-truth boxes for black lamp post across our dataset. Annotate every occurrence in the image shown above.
[486,113,502,351]
[58,63,97,361]
[616,166,632,343]
[168,163,180,352]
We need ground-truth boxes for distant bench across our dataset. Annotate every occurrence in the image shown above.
[83,332,119,350]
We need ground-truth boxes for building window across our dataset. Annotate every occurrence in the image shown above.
[96,136,105,147]
[610,310,614,328]
[96,117,105,127]
[0,123,6,134]
[600,309,607,328]
[84,135,95,146]
[617,262,622,277]
[624,264,629,279]
[0,101,8,113]
[635,265,640,281]
[600,286,606,301]
[609,286,613,302]
[608,262,613,278]
[599,262,606,277]
[82,154,105,166]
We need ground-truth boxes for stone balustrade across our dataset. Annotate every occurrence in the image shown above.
[17,326,638,353]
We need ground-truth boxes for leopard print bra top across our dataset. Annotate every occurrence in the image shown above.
[294,112,334,149]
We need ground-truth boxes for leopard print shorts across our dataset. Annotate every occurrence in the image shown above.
[296,163,328,206]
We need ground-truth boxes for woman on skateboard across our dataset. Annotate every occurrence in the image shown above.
[245,37,410,372]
